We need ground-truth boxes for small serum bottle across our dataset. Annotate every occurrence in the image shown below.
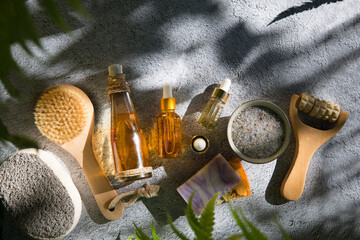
[157,84,182,158]
[198,78,231,130]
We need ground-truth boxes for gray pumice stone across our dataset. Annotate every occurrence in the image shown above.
[0,149,82,240]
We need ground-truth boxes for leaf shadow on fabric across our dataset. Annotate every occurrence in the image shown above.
[269,0,345,25]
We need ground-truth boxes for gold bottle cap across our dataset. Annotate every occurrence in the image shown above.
[161,98,176,111]
[212,88,229,103]
[212,78,231,103]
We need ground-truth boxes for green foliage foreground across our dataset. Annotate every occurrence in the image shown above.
[0,0,88,97]
[0,0,89,148]
[129,193,291,240]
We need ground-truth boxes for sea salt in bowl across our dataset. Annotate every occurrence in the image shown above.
[227,100,291,164]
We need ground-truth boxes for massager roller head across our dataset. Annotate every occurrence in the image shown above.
[296,92,340,122]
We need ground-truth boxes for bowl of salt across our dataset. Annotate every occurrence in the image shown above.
[227,100,291,164]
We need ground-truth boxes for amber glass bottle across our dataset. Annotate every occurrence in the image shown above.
[108,64,152,182]
[157,84,182,158]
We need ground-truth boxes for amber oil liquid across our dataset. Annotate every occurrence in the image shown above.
[157,111,182,158]
[109,74,152,182]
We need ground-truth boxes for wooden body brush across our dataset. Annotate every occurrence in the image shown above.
[280,93,349,201]
[34,85,124,220]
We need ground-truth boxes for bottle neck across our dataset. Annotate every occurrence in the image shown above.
[107,74,130,94]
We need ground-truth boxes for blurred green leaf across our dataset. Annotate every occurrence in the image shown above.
[39,0,69,32]
[0,68,20,98]
[116,232,121,240]
[0,202,3,240]
[0,120,10,138]
[229,205,268,240]
[198,192,219,239]
[229,205,253,240]
[0,0,89,96]
[0,0,89,150]
[128,192,291,240]
[0,205,2,226]
[185,192,216,240]
[273,217,292,240]
[133,223,152,240]
[16,0,41,46]
[65,0,91,19]
[126,235,134,240]
[6,135,38,149]
[240,211,268,240]
[0,119,37,149]
[186,192,199,228]
[167,213,189,240]
[151,223,160,240]
[228,235,244,240]
[0,0,39,97]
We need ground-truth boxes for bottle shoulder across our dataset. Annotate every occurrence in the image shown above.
[157,111,181,120]
[208,97,225,104]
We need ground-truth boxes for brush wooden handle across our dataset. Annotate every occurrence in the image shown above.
[280,94,348,201]
[57,85,123,221]
[84,137,124,220]
[63,115,124,221]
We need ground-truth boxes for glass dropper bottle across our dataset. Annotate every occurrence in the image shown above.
[157,83,182,158]
[198,78,231,130]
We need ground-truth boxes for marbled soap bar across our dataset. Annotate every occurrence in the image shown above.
[216,158,251,205]
[177,154,241,215]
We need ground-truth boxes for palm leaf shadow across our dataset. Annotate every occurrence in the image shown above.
[269,0,344,25]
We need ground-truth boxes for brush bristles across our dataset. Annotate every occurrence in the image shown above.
[34,88,87,145]
[296,93,340,122]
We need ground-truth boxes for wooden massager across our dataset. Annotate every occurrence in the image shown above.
[280,93,349,201]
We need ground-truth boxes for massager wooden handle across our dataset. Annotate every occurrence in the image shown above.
[280,94,348,201]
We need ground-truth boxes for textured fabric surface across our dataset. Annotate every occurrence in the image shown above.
[0,153,75,239]
[1,0,359,239]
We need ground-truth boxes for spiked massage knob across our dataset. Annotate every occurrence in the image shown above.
[296,93,340,122]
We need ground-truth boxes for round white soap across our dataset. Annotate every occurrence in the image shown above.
[193,138,207,151]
